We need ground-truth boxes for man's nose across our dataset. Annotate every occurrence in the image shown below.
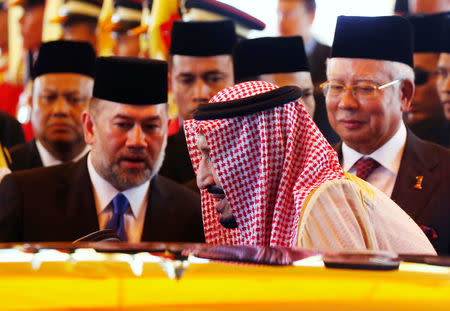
[196,158,214,190]
[338,87,359,110]
[126,124,148,148]
[443,75,450,93]
[193,78,211,100]
[52,95,71,116]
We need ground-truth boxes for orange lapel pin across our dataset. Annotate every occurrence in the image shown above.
[414,176,423,190]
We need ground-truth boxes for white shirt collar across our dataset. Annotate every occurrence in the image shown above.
[87,153,149,218]
[35,139,90,167]
[342,122,407,174]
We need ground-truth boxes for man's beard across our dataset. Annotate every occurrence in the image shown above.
[207,185,238,229]
[94,138,167,191]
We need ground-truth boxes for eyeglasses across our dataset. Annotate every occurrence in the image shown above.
[320,79,402,101]
[414,68,439,85]
[38,92,89,106]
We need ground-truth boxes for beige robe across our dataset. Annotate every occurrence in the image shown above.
[297,174,436,255]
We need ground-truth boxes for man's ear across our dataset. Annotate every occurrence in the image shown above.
[308,10,316,25]
[399,79,415,112]
[82,110,95,145]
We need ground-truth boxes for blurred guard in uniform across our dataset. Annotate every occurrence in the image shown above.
[52,0,103,50]
[180,0,265,39]
[109,0,143,57]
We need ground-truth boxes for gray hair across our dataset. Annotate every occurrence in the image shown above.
[326,58,414,83]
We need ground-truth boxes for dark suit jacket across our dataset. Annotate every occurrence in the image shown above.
[0,111,25,149]
[334,130,450,254]
[8,139,43,171]
[0,156,205,243]
[159,129,198,191]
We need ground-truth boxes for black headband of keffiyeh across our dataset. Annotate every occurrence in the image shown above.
[193,85,302,120]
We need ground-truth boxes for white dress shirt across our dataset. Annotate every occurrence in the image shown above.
[87,153,149,242]
[342,122,407,197]
[36,139,90,167]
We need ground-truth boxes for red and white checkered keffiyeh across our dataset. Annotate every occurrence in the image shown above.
[185,81,345,247]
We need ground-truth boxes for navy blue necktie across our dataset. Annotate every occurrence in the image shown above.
[106,193,129,241]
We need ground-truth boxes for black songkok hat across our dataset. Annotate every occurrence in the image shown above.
[170,20,237,56]
[440,14,450,53]
[233,36,309,82]
[330,15,414,68]
[407,13,449,53]
[32,40,96,79]
[93,57,168,106]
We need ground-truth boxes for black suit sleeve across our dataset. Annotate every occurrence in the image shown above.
[0,174,23,242]
[0,111,25,149]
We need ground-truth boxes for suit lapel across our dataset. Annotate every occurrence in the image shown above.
[141,176,173,241]
[56,156,99,238]
[29,139,43,168]
[334,141,343,165]
[391,130,439,219]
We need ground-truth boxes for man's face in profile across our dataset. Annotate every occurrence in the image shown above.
[170,54,234,121]
[437,53,450,120]
[405,53,442,124]
[19,4,45,51]
[196,132,238,229]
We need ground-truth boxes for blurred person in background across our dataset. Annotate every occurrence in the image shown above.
[233,36,315,120]
[278,0,340,145]
[436,15,450,123]
[404,13,449,147]
[409,0,450,14]
[16,0,45,54]
[0,0,26,118]
[109,0,143,57]
[51,0,103,51]
[8,40,95,171]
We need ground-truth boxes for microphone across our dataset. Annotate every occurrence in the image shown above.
[73,229,121,243]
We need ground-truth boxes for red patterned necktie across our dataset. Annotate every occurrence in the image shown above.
[355,157,380,180]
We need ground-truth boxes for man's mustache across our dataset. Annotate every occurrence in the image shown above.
[207,185,225,195]
[220,215,238,229]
